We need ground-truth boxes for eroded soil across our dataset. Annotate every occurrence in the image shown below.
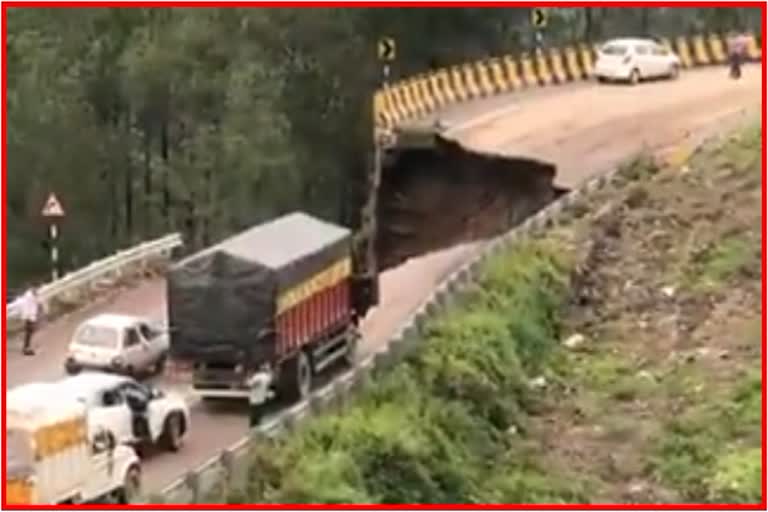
[531,123,763,503]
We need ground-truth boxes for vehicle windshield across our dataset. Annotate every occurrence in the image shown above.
[74,325,119,349]
[6,429,34,478]
[601,43,629,56]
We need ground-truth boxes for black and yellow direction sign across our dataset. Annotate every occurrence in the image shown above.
[378,37,396,61]
[531,8,548,29]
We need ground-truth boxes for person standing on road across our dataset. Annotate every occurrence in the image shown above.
[726,30,747,79]
[17,286,42,356]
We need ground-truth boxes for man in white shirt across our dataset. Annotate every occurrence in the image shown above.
[17,287,42,355]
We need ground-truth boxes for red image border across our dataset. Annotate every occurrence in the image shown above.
[2,0,765,509]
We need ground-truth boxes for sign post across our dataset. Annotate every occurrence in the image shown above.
[41,192,65,281]
[531,8,548,51]
[361,36,397,308]
[377,36,396,81]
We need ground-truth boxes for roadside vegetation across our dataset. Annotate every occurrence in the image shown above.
[218,122,761,504]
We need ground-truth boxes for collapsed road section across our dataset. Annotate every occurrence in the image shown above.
[376,128,567,271]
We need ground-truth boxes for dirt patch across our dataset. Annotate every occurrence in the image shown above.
[531,124,762,503]
[376,135,563,271]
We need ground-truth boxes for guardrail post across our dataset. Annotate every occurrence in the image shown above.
[184,471,200,504]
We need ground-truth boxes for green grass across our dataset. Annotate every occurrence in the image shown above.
[687,235,756,291]
[649,369,762,502]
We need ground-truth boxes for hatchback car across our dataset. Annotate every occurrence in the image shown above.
[65,314,170,377]
[593,38,681,84]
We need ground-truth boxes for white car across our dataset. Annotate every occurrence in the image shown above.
[65,314,170,377]
[53,372,190,455]
[593,38,681,84]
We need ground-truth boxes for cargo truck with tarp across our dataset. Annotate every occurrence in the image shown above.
[167,212,378,406]
[6,383,142,504]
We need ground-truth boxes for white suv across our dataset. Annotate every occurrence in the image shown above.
[52,373,190,455]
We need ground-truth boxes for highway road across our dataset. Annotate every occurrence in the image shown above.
[5,64,762,495]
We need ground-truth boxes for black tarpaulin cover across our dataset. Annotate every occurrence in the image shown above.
[168,212,351,364]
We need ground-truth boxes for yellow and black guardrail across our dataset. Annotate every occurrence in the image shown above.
[374,32,762,131]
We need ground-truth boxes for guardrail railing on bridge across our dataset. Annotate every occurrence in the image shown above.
[6,233,183,336]
[374,32,762,131]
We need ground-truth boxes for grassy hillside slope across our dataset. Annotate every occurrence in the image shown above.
[219,122,762,505]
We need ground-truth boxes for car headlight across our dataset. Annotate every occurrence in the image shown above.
[111,356,125,367]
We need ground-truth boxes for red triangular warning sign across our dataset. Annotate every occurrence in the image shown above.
[41,193,65,218]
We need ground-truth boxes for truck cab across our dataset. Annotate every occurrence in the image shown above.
[6,384,142,504]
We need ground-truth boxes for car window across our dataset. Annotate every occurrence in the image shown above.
[601,43,628,56]
[124,328,141,348]
[75,325,119,350]
[652,44,669,56]
[119,381,152,402]
[635,44,650,55]
[101,389,124,407]
[138,323,153,340]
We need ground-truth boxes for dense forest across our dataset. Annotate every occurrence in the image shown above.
[6,6,761,291]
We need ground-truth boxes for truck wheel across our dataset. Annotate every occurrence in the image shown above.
[115,464,141,504]
[159,412,184,452]
[280,351,312,402]
[296,351,312,400]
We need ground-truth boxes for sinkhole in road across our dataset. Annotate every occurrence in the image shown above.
[375,135,568,271]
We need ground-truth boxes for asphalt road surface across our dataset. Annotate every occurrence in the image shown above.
[5,64,761,494]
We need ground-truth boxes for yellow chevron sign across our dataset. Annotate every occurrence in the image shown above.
[531,8,548,29]
[378,37,396,61]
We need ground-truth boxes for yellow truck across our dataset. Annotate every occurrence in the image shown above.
[6,383,142,505]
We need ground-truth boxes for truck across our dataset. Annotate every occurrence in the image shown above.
[166,211,379,406]
[6,383,142,504]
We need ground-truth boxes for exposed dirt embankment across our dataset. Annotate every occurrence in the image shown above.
[376,136,565,271]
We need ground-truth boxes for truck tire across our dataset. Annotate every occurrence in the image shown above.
[115,464,141,504]
[280,350,312,402]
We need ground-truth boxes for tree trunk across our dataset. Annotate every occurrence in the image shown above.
[124,109,134,241]
[640,8,651,36]
[202,167,212,247]
[143,118,153,237]
[160,117,171,228]
[584,7,593,42]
